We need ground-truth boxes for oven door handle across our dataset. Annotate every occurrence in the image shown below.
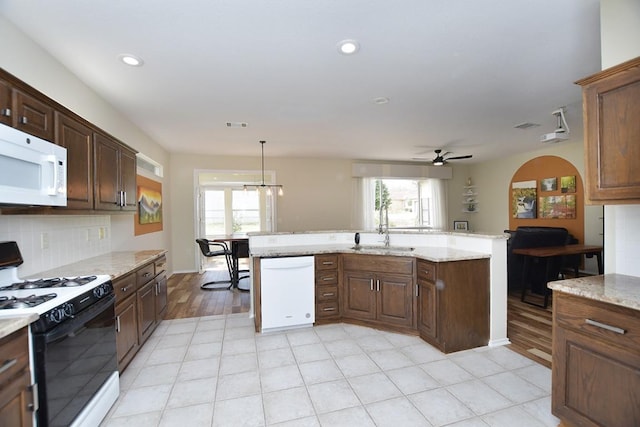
[37,293,115,343]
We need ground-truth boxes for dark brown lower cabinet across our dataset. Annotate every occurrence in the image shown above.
[115,294,139,371]
[416,258,489,353]
[137,280,157,345]
[0,328,34,427]
[552,292,640,426]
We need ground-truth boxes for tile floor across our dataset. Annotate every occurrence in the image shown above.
[101,314,560,427]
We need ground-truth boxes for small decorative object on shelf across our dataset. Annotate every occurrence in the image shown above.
[453,220,469,231]
[462,183,479,213]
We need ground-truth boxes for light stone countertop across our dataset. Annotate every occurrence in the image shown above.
[0,314,38,340]
[250,243,490,262]
[548,274,640,311]
[26,250,167,281]
[249,229,508,240]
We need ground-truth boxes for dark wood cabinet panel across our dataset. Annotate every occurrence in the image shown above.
[120,146,137,210]
[552,292,640,426]
[55,113,93,209]
[137,280,157,345]
[576,56,640,204]
[342,254,415,330]
[0,79,11,126]
[416,258,489,353]
[94,132,137,211]
[417,281,437,339]
[0,328,33,427]
[155,273,168,321]
[115,294,139,372]
[13,89,54,141]
[377,273,413,328]
[315,254,340,322]
[342,271,377,320]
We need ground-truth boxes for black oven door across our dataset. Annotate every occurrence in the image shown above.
[32,293,117,427]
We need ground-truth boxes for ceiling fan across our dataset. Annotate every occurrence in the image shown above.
[417,149,473,166]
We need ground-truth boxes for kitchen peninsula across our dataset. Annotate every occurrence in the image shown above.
[249,230,509,352]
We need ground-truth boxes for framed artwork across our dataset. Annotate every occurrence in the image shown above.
[134,175,163,236]
[539,195,577,219]
[512,180,537,218]
[453,220,469,231]
[541,177,557,191]
[561,175,576,193]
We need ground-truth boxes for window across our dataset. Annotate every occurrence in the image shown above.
[366,178,447,230]
[197,169,278,239]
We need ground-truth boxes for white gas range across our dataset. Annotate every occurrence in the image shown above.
[0,241,119,427]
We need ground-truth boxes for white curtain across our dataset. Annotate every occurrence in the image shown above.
[424,179,448,230]
[352,178,376,230]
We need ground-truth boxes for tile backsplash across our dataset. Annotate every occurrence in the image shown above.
[0,215,111,277]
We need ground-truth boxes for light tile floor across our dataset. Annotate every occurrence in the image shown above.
[101,314,560,427]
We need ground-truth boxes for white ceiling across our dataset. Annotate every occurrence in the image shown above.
[0,0,601,164]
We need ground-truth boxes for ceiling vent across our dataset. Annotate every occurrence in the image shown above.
[226,122,248,128]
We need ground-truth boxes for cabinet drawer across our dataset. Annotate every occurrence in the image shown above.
[114,272,137,302]
[316,254,338,270]
[0,327,29,383]
[136,263,155,285]
[343,254,414,275]
[154,255,167,276]
[555,293,640,349]
[316,270,338,285]
[316,301,339,317]
[316,285,338,302]
[417,260,437,283]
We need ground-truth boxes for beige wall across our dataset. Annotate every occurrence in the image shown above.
[170,153,353,271]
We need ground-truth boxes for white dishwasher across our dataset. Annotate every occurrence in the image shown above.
[260,256,315,332]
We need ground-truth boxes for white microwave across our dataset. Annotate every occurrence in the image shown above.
[0,123,67,206]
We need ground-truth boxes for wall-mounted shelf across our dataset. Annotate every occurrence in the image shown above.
[462,186,479,213]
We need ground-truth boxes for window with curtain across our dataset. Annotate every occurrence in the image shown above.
[361,178,448,231]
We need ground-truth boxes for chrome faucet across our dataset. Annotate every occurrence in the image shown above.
[378,202,390,247]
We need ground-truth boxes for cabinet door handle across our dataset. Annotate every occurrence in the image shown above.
[370,279,374,291]
[116,315,121,333]
[415,284,419,297]
[323,307,336,312]
[322,261,333,265]
[122,191,127,206]
[0,358,17,375]
[0,108,10,117]
[322,277,334,281]
[585,318,626,335]
[376,279,380,292]
[143,272,151,278]
[155,283,159,295]
[322,292,335,297]
[121,286,129,292]
[20,116,28,124]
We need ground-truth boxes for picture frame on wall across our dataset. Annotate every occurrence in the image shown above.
[453,220,469,231]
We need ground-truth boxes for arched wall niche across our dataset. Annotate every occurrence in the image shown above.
[508,155,584,244]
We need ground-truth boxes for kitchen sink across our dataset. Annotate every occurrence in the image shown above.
[351,245,415,252]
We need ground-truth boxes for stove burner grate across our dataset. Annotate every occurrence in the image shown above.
[0,293,57,309]
[1,275,98,290]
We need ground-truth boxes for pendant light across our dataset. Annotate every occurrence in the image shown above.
[243,140,284,196]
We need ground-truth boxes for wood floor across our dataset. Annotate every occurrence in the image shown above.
[507,293,553,368]
[164,270,251,320]
[164,268,554,368]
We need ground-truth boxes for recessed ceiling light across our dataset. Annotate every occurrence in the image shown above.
[514,122,540,129]
[337,39,360,55]
[119,54,144,67]
[373,97,389,105]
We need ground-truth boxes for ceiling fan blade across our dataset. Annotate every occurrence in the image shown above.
[444,154,473,160]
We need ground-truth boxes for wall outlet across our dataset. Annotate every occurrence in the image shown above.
[98,227,106,240]
[41,232,49,249]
